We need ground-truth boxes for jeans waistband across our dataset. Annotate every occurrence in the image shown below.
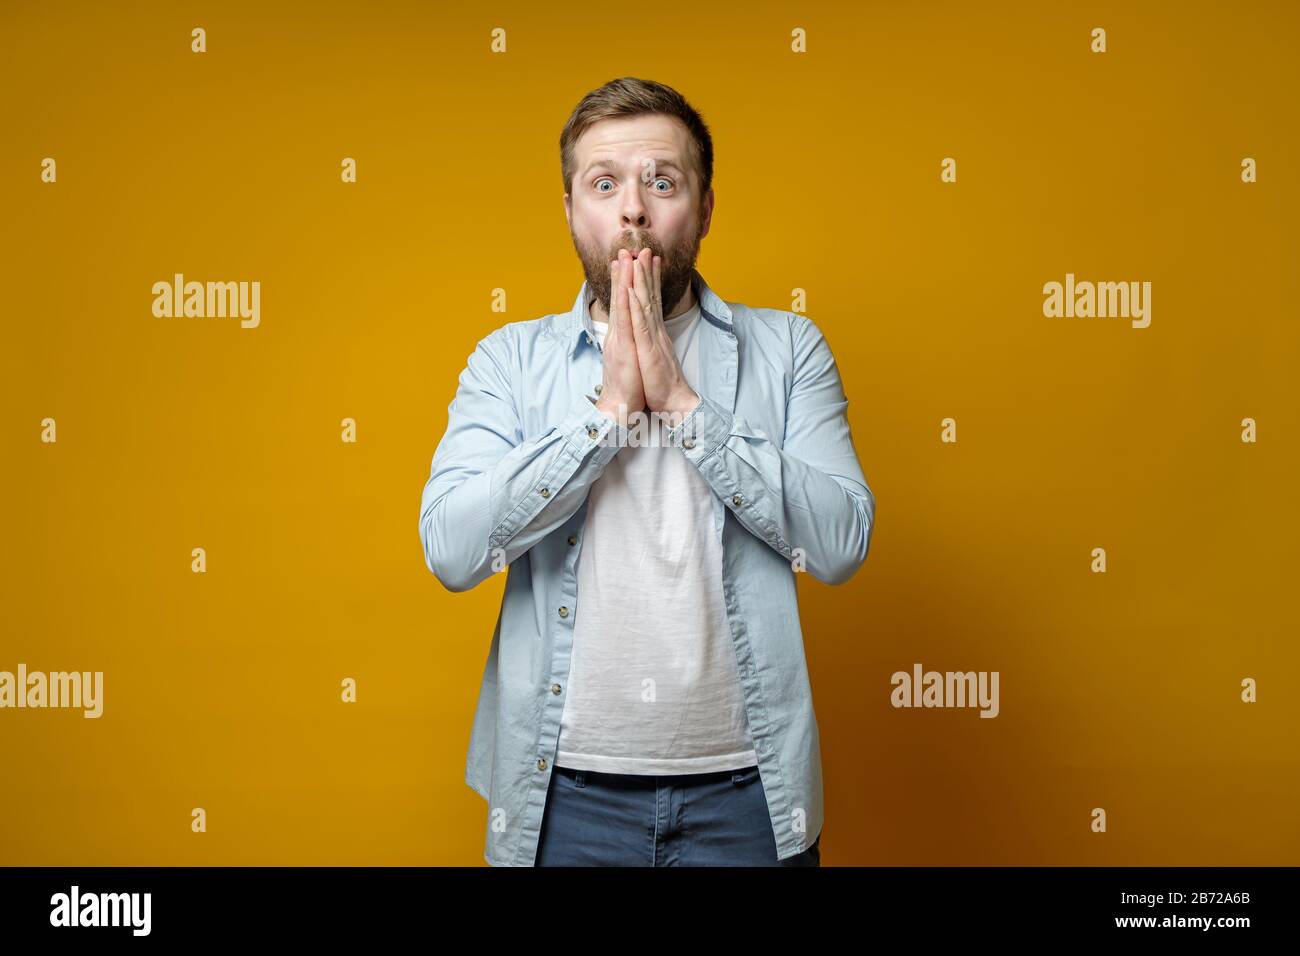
[554,764,759,786]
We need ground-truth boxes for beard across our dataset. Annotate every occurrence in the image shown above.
[570,210,704,321]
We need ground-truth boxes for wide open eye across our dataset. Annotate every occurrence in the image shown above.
[595,179,614,193]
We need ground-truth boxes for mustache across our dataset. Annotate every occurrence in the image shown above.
[609,228,667,254]
[609,245,663,262]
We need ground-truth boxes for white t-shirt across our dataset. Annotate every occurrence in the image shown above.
[554,298,758,774]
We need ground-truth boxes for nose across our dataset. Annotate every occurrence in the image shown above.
[619,189,648,231]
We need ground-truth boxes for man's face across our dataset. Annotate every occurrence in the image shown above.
[564,113,713,319]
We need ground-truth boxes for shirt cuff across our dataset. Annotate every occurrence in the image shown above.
[666,393,733,465]
[562,392,630,465]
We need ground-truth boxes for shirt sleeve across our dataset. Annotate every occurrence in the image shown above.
[419,327,629,592]
[666,312,875,585]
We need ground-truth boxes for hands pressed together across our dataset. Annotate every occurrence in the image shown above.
[595,247,701,426]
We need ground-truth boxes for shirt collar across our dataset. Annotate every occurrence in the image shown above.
[565,267,734,356]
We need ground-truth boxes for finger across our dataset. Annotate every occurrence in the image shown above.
[639,248,657,307]
[631,252,653,323]
[608,260,617,320]
[617,255,635,335]
[627,264,651,344]
[611,253,628,327]
[652,255,662,312]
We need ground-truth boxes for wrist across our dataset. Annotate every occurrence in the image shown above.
[661,388,700,419]
[595,395,634,424]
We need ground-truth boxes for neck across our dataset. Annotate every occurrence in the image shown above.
[665,283,697,321]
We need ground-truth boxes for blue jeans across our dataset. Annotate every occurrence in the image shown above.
[534,764,821,866]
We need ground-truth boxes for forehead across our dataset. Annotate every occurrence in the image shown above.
[574,113,692,170]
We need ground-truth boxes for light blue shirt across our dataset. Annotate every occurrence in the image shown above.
[419,268,875,865]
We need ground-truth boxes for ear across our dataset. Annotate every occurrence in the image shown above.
[698,188,715,241]
[563,192,572,230]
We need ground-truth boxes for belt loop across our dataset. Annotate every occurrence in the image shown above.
[575,770,587,789]
[731,771,744,784]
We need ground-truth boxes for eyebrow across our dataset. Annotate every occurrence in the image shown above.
[584,159,685,177]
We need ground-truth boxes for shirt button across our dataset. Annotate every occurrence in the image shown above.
[539,487,550,498]
[551,683,562,695]
[587,426,599,439]
[558,606,569,618]
[732,494,743,507]
[537,758,548,770]
[567,535,578,546]
[682,437,695,449]
[585,334,593,346]
[594,383,603,395]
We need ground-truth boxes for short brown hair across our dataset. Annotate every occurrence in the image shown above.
[559,77,714,198]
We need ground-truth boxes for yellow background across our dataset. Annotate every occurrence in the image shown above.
[2,0,1296,865]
